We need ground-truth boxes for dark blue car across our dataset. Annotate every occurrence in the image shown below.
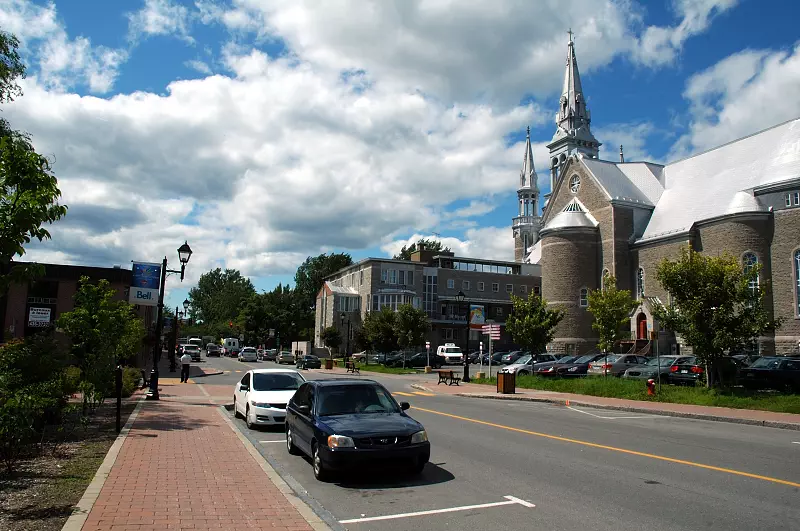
[285,379,430,481]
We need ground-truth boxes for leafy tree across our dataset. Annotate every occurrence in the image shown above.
[57,277,146,399]
[0,31,67,292]
[362,307,399,353]
[653,246,781,387]
[320,326,342,354]
[393,238,451,260]
[294,253,353,311]
[395,304,430,351]
[187,268,255,325]
[587,274,638,353]
[505,293,564,354]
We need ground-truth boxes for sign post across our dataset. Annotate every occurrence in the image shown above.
[481,324,501,377]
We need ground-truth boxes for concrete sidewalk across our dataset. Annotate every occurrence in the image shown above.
[412,380,800,431]
[65,379,329,531]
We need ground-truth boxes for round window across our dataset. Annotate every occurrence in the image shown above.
[569,175,581,194]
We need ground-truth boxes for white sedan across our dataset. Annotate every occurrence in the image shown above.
[233,369,306,429]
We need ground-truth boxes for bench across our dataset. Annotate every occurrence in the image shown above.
[437,370,461,386]
[345,361,360,375]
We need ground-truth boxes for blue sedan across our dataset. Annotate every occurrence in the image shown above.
[285,379,431,481]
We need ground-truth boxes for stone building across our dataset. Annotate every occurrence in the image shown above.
[519,33,800,357]
[315,247,541,354]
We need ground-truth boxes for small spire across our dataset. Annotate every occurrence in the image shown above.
[619,144,624,163]
[567,28,574,44]
[520,126,538,190]
[526,125,530,137]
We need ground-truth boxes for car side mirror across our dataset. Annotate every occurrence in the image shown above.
[297,404,310,414]
[400,402,411,411]
[240,385,249,392]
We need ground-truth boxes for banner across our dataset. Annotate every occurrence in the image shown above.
[469,304,485,329]
[129,261,161,306]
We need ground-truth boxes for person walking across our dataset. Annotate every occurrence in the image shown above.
[180,350,192,383]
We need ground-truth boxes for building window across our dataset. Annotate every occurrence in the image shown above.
[462,280,470,290]
[407,271,414,285]
[743,252,759,295]
[360,270,364,285]
[794,249,800,316]
[492,283,499,292]
[496,307,504,316]
[478,282,485,292]
[601,268,610,290]
[534,286,541,295]
[447,279,455,289]
[637,268,645,299]
[787,193,793,207]
[399,270,405,285]
[388,270,398,284]
[520,285,527,294]
[579,288,588,307]
[505,284,513,293]
[381,270,387,283]
[795,192,800,206]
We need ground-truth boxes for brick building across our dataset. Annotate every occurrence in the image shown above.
[518,34,800,357]
[315,248,541,354]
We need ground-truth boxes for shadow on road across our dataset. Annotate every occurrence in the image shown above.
[332,462,455,489]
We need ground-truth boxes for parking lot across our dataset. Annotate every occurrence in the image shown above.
[194,354,800,531]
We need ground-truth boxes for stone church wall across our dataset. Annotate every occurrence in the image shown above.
[771,208,800,355]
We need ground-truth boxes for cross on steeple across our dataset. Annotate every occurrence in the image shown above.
[567,28,574,43]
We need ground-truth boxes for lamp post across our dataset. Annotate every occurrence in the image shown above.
[456,290,471,383]
[146,241,192,401]
[340,312,351,361]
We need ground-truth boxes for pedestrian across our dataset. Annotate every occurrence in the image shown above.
[180,350,192,383]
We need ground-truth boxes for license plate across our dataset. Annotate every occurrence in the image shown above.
[680,370,688,374]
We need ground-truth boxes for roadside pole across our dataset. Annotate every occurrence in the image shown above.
[425,341,431,373]
[115,365,122,433]
[652,330,661,392]
[479,341,483,372]
[488,336,493,378]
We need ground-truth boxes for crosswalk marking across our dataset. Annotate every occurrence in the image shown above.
[412,391,435,396]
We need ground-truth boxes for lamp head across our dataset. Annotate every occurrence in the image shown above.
[177,241,192,265]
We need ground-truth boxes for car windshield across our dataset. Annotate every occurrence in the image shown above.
[183,346,199,352]
[646,357,676,366]
[317,385,400,416]
[597,355,621,363]
[242,348,255,352]
[556,356,576,363]
[516,355,532,365]
[749,357,782,369]
[252,372,304,391]
[574,355,596,363]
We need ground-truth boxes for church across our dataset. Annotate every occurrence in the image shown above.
[512,34,800,357]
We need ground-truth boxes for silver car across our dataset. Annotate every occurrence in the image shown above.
[277,351,295,364]
[238,347,258,362]
[587,354,650,377]
[623,356,693,381]
[502,354,560,376]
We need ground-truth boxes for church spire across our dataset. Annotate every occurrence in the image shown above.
[520,126,538,190]
[513,125,542,263]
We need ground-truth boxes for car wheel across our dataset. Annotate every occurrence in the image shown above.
[286,426,300,455]
[412,457,427,475]
[312,442,329,481]
[245,406,254,429]
[233,398,241,419]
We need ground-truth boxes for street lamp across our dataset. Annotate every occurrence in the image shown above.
[456,290,471,383]
[146,241,193,400]
[183,298,190,312]
[340,312,351,361]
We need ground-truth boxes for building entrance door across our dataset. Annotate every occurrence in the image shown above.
[636,313,648,340]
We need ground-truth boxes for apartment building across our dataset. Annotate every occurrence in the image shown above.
[314,247,541,353]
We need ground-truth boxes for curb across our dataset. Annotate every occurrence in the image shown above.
[61,396,146,531]
[216,406,338,531]
[453,393,800,431]
[191,369,224,378]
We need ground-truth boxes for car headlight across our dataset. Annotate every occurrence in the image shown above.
[567,366,579,372]
[327,435,355,449]
[251,402,271,408]
[410,430,428,444]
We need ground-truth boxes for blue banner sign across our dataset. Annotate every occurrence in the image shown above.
[129,261,161,306]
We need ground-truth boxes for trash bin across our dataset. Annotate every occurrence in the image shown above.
[497,371,515,394]
[324,358,333,370]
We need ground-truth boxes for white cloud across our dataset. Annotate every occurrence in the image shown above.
[185,59,212,74]
[595,122,660,163]
[0,0,127,93]
[127,0,194,43]
[672,42,800,157]
[382,227,514,262]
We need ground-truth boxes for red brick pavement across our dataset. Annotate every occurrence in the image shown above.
[80,382,317,531]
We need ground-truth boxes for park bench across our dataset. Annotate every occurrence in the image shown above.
[437,370,461,386]
[345,361,360,375]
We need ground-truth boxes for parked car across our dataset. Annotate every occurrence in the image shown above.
[296,355,322,370]
[388,352,445,368]
[233,369,306,429]
[238,347,258,362]
[667,357,703,385]
[479,352,506,366]
[500,350,526,365]
[501,353,560,375]
[622,356,693,381]
[587,354,651,377]
[277,351,295,364]
[534,355,579,373]
[261,349,278,361]
[206,343,221,357]
[537,353,606,377]
[285,379,430,480]
[737,356,800,393]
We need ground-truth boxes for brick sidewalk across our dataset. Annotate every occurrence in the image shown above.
[74,380,327,531]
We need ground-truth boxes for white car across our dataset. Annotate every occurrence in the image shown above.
[238,347,258,362]
[233,369,306,428]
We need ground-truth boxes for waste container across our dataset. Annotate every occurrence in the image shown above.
[324,358,333,370]
[497,371,515,394]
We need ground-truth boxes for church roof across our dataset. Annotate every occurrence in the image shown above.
[581,158,663,207]
[541,197,598,233]
[640,117,800,241]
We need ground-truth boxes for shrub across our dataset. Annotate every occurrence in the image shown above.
[64,366,82,396]
[121,367,141,398]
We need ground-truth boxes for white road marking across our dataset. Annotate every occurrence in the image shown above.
[567,406,654,420]
[258,440,285,444]
[792,442,800,445]
[339,495,535,524]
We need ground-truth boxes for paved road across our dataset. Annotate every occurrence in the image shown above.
[194,354,800,531]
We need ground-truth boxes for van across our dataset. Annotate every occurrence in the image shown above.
[437,343,463,364]
[223,337,240,357]
[188,337,203,349]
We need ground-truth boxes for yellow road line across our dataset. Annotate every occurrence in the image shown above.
[412,391,435,397]
[412,406,800,488]
[394,392,414,397]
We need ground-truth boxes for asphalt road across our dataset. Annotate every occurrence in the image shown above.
[194,354,800,531]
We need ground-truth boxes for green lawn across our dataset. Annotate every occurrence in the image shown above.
[326,358,420,375]
[470,375,800,414]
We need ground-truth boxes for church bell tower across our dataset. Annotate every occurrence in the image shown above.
[513,126,542,262]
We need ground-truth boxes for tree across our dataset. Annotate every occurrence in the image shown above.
[362,307,399,353]
[395,304,430,350]
[187,268,256,325]
[57,277,146,399]
[652,246,780,387]
[393,238,451,260]
[320,326,341,354]
[294,253,353,311]
[505,293,565,354]
[0,31,67,291]
[587,274,638,353]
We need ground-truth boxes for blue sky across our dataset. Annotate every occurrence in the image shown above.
[2,0,800,310]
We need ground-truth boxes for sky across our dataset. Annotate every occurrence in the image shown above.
[2,0,800,310]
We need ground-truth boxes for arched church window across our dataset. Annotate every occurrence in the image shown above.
[742,252,759,295]
[636,268,645,299]
[569,175,581,194]
[601,269,610,290]
[794,249,800,316]
[579,288,588,307]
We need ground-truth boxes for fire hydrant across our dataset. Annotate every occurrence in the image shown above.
[646,378,656,396]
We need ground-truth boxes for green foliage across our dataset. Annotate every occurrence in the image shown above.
[393,238,451,260]
[236,283,311,346]
[121,367,140,398]
[505,293,564,354]
[187,268,256,325]
[653,246,780,386]
[64,366,82,396]
[0,30,26,104]
[395,304,430,350]
[587,274,638,352]
[320,326,341,350]
[293,253,353,311]
[56,277,146,397]
[362,307,399,352]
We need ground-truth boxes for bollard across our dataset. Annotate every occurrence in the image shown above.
[116,365,123,433]
[646,378,656,396]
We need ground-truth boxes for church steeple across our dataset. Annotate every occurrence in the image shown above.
[546,30,601,197]
[513,126,542,262]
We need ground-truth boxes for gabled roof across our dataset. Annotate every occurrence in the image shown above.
[581,158,662,207]
[324,282,358,295]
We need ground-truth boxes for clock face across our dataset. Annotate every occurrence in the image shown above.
[569,175,581,194]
